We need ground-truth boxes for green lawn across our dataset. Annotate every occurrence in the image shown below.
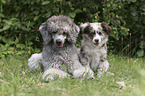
[0,54,145,96]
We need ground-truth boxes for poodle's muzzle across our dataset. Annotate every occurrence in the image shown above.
[52,34,67,48]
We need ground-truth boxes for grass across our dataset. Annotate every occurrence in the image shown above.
[0,54,145,96]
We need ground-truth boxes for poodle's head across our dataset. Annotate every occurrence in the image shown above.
[80,22,111,46]
[39,15,80,48]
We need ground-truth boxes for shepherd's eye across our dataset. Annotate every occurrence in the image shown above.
[98,32,102,35]
[90,32,95,36]
[63,32,67,36]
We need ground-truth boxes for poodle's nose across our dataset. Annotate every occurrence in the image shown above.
[94,39,99,43]
[56,39,62,44]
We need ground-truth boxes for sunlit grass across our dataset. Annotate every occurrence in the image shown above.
[0,54,145,96]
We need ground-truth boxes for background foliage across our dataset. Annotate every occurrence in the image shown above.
[0,0,145,58]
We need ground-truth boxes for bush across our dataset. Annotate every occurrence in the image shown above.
[0,0,144,58]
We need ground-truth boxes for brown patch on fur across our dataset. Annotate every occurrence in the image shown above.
[101,22,112,35]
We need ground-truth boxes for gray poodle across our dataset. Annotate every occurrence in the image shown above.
[28,15,94,81]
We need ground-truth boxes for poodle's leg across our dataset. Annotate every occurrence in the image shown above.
[28,53,42,70]
[42,68,70,81]
[70,51,95,79]
[96,60,109,77]
[73,67,95,79]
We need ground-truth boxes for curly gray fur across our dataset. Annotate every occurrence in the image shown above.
[39,15,79,44]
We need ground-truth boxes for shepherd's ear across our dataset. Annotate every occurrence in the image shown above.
[39,22,52,44]
[101,22,112,35]
[80,22,90,34]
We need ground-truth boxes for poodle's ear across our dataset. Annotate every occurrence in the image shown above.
[67,24,80,43]
[101,22,112,35]
[80,22,90,34]
[39,21,52,44]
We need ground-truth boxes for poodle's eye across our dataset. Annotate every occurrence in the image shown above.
[52,31,57,34]
[98,32,102,35]
[63,32,67,36]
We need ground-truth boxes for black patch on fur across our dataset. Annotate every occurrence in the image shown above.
[81,23,95,39]
[101,22,112,35]
[83,22,91,34]
[88,32,95,39]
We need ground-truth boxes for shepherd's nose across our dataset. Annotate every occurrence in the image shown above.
[56,39,62,44]
[94,39,99,43]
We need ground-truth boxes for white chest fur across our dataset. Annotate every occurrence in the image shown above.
[82,39,107,70]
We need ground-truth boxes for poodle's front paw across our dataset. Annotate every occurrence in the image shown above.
[42,68,70,81]
[42,74,55,81]
[73,67,95,79]
[28,53,42,70]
